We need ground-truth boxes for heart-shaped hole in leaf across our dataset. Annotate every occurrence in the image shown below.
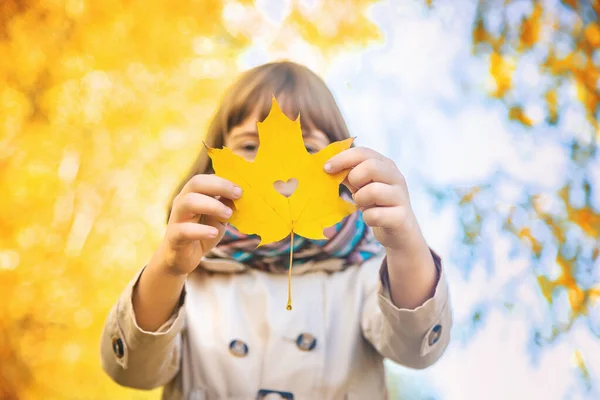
[273,178,298,198]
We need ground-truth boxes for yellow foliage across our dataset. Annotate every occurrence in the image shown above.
[489,51,514,98]
[458,187,480,205]
[472,17,488,47]
[427,0,600,351]
[286,0,381,53]
[518,1,543,51]
[0,1,379,398]
[545,88,558,124]
[584,22,600,47]
[536,275,554,304]
[573,350,591,386]
[474,0,600,132]
[568,206,600,237]
[517,227,543,257]
[508,106,533,127]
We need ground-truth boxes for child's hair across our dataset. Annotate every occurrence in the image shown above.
[168,61,352,220]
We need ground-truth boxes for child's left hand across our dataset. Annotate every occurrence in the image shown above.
[324,147,421,250]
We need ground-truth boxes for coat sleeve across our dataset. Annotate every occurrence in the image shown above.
[360,251,452,369]
[100,267,186,390]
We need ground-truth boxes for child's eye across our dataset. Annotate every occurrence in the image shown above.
[305,145,317,154]
[242,144,258,152]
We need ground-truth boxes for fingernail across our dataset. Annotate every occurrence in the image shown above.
[208,227,219,237]
[233,186,243,198]
[223,207,233,218]
[324,163,332,172]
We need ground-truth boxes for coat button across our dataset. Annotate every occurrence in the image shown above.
[260,394,283,400]
[296,333,317,351]
[112,337,124,358]
[257,389,294,399]
[229,339,249,357]
[428,324,442,346]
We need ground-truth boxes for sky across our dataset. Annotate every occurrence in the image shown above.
[232,0,600,398]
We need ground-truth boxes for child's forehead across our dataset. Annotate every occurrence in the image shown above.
[253,94,300,121]
[226,112,327,143]
[225,107,261,137]
[230,98,318,132]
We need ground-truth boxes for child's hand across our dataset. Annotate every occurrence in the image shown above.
[159,174,242,276]
[324,147,420,251]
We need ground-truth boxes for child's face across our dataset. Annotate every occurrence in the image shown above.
[225,111,330,162]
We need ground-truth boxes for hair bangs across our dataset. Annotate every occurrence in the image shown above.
[222,62,349,142]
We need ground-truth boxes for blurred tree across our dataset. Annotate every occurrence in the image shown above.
[427,0,599,390]
[0,0,380,398]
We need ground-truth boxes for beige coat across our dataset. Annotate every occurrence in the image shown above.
[100,252,452,400]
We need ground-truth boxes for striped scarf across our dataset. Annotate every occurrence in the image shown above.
[205,210,383,274]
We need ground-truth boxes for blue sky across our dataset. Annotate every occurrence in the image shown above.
[231,0,600,398]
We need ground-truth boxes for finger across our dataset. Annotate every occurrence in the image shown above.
[169,222,220,244]
[346,158,403,189]
[199,214,228,234]
[353,182,402,208]
[182,174,242,200]
[341,177,359,194]
[172,192,233,223]
[211,197,236,224]
[219,197,236,213]
[324,147,385,174]
[362,206,410,229]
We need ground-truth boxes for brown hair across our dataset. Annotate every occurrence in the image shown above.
[167,61,352,220]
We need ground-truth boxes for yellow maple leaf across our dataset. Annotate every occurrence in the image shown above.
[208,96,356,243]
[207,96,356,309]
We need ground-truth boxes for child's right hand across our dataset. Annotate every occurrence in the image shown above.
[157,174,242,276]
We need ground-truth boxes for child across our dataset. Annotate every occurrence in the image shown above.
[100,61,452,399]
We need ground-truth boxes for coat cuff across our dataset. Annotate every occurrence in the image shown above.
[377,250,449,354]
[111,267,186,367]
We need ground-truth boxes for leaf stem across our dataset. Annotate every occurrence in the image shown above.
[286,232,294,311]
